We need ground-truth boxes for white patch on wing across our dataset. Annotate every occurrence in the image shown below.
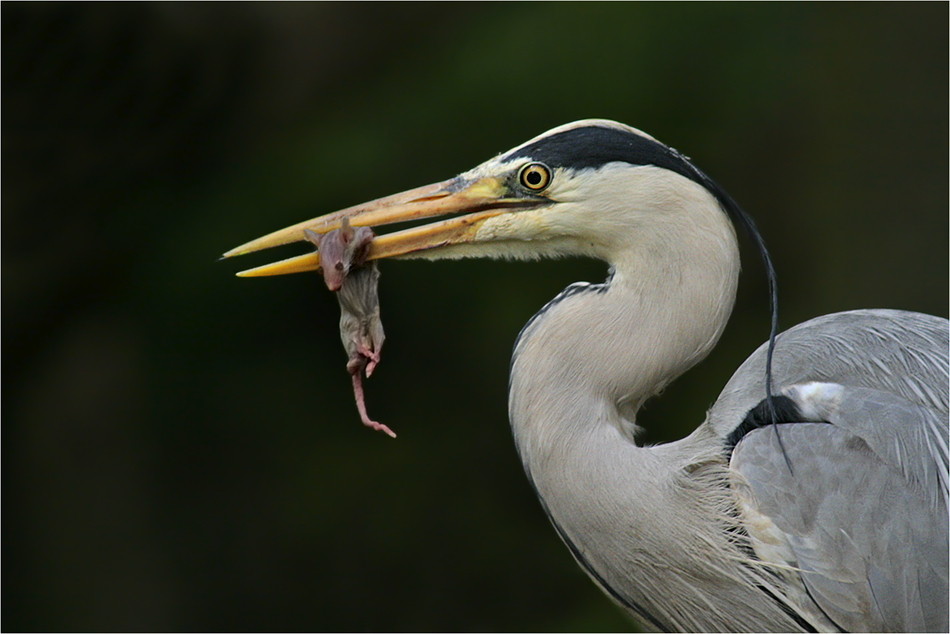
[782,382,845,421]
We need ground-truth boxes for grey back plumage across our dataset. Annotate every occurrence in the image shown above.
[711,309,949,631]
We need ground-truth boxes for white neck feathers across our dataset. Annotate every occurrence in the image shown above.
[509,166,740,458]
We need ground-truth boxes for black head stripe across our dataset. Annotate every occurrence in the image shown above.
[503,125,737,223]
[504,125,699,178]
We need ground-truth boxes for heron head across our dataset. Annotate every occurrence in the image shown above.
[222,119,734,276]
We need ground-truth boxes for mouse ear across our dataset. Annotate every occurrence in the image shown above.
[303,228,322,246]
[339,217,355,243]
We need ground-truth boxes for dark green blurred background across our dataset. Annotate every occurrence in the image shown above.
[4,3,947,631]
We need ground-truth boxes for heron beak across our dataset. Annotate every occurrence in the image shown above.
[223,175,539,277]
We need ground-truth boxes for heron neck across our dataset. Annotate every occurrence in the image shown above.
[509,203,740,458]
[505,208,741,628]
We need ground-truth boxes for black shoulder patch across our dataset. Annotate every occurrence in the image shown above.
[724,395,806,456]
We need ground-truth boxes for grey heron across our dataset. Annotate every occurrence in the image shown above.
[224,120,949,632]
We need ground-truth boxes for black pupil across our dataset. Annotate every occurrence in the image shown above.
[526,169,542,186]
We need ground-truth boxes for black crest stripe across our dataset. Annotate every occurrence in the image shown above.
[502,125,745,238]
[504,125,697,179]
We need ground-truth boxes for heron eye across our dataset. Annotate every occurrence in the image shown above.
[519,162,551,191]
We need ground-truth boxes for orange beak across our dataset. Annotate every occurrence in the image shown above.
[222,175,541,277]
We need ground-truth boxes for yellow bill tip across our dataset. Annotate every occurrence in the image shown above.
[223,216,336,260]
[222,246,249,259]
[235,252,322,277]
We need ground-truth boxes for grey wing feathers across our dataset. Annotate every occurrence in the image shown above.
[731,392,948,631]
[710,310,948,433]
[781,382,949,510]
[712,310,949,632]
